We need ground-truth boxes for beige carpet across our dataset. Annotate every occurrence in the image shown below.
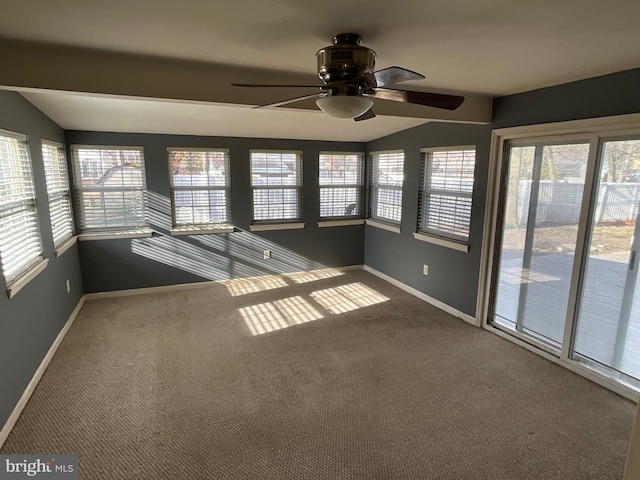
[1,269,635,479]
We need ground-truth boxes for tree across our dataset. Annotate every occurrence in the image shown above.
[602,140,640,183]
[504,146,534,229]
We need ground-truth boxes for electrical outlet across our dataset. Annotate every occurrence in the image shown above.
[263,250,271,260]
[423,264,429,276]
[66,279,71,293]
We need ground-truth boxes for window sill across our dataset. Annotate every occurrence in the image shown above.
[318,219,364,228]
[79,229,153,241]
[6,258,49,299]
[365,219,401,234]
[54,235,78,257]
[413,232,469,252]
[250,222,305,232]
[171,225,235,236]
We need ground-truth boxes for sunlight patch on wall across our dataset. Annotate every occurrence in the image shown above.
[240,296,324,335]
[147,190,173,230]
[220,274,289,296]
[284,268,344,284]
[194,230,326,274]
[310,282,389,314]
[131,236,264,280]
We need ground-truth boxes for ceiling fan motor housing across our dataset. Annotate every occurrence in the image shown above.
[233,32,464,116]
[316,34,376,87]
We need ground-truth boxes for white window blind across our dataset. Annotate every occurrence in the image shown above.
[168,148,231,230]
[369,151,404,224]
[319,152,364,218]
[42,141,74,247]
[0,131,44,284]
[419,147,476,241]
[251,151,302,223]
[71,146,149,233]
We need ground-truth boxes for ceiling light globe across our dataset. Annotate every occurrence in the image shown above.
[316,95,374,119]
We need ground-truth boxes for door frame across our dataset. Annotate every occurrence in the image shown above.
[477,112,640,402]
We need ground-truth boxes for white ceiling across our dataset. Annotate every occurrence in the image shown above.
[17,90,428,142]
[2,0,640,141]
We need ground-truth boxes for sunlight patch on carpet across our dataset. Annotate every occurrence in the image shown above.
[284,268,345,284]
[240,296,324,335]
[221,275,289,296]
[310,282,389,314]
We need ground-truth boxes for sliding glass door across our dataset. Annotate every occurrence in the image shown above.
[489,131,640,393]
[493,140,590,349]
[573,139,640,388]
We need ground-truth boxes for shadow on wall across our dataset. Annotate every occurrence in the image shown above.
[131,191,327,281]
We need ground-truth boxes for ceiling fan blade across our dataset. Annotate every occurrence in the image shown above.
[253,92,321,109]
[354,109,376,122]
[371,88,464,110]
[353,67,425,89]
[232,83,326,89]
[371,66,425,87]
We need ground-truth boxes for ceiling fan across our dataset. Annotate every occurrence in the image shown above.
[232,33,464,121]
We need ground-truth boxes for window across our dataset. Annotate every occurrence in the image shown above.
[319,152,364,219]
[168,148,232,234]
[0,130,44,287]
[42,141,75,249]
[369,150,404,225]
[250,151,303,228]
[418,146,476,242]
[71,146,150,236]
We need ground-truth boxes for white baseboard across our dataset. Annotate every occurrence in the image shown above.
[338,264,364,272]
[85,264,365,300]
[0,296,86,449]
[85,280,217,300]
[363,265,478,326]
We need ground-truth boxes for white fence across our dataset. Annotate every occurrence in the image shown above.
[515,181,640,226]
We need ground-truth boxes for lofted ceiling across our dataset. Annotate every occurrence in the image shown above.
[1,0,640,141]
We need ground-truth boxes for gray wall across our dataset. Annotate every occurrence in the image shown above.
[493,68,640,128]
[65,131,366,293]
[0,91,84,429]
[363,67,640,317]
[365,123,492,316]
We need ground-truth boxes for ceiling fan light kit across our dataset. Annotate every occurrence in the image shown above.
[316,95,374,119]
[232,33,465,121]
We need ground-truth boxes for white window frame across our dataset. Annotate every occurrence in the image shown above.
[414,145,476,252]
[250,150,304,231]
[367,150,404,232]
[318,152,365,227]
[0,129,47,297]
[168,147,233,235]
[71,145,151,240]
[42,140,76,255]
